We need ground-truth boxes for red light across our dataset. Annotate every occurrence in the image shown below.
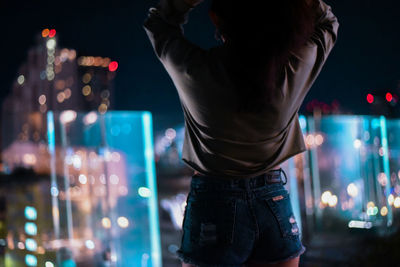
[108,61,118,72]
[386,92,393,102]
[367,94,374,104]
[49,29,56,38]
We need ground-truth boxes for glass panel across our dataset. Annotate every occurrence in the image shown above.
[1,111,161,267]
[303,115,393,234]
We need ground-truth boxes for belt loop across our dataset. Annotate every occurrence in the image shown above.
[280,168,288,185]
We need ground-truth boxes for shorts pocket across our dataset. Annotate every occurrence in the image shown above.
[264,190,300,239]
[187,198,237,246]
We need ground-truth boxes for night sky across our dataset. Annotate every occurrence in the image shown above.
[1,0,400,129]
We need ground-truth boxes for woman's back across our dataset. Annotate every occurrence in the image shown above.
[143,0,339,178]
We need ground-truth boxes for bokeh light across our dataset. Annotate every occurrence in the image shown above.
[138,187,151,198]
[347,183,358,197]
[42,28,50,37]
[108,61,118,72]
[381,206,388,216]
[321,191,332,205]
[366,93,374,103]
[117,217,129,228]
[394,197,400,208]
[102,217,111,229]
[49,29,56,38]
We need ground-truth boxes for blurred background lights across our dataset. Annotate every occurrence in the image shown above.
[17,75,25,85]
[108,61,118,72]
[38,94,46,105]
[79,174,87,184]
[321,191,338,207]
[388,194,395,206]
[353,139,362,149]
[82,85,92,96]
[45,262,55,267]
[314,134,324,146]
[48,29,56,37]
[18,242,25,249]
[23,153,37,165]
[381,206,388,216]
[25,238,37,251]
[60,110,77,124]
[82,73,92,83]
[328,195,338,207]
[366,93,374,103]
[98,103,108,114]
[165,128,177,140]
[138,187,151,198]
[306,134,315,146]
[111,152,121,162]
[367,206,379,216]
[386,92,393,102]
[25,254,37,266]
[83,111,98,125]
[57,92,65,103]
[299,116,307,129]
[25,206,37,220]
[46,39,56,50]
[348,220,372,229]
[42,28,49,37]
[110,174,119,185]
[64,88,72,98]
[347,183,358,197]
[102,217,111,229]
[72,154,82,169]
[85,240,95,250]
[117,216,129,228]
[394,197,400,208]
[378,173,388,186]
[51,186,59,197]
[321,191,332,205]
[25,222,37,236]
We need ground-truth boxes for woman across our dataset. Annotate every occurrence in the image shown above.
[144,0,338,266]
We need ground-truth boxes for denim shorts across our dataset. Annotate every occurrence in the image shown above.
[176,169,306,266]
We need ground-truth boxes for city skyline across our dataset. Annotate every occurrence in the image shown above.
[1,0,400,122]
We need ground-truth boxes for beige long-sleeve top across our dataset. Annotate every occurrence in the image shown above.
[144,0,339,178]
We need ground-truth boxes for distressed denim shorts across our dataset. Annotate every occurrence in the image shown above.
[176,169,306,266]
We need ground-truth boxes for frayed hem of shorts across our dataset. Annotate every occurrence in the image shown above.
[247,245,306,265]
[176,250,243,267]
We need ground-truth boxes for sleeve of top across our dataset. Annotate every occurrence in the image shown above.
[283,0,339,105]
[143,0,206,77]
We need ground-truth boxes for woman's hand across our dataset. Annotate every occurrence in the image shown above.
[184,0,204,7]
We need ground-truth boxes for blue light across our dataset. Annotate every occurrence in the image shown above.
[25,206,37,220]
[47,112,55,154]
[25,238,37,252]
[372,118,380,129]
[299,115,307,131]
[25,222,37,236]
[25,254,37,266]
[380,116,393,226]
[142,112,162,267]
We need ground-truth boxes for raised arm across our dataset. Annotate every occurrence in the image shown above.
[283,0,339,107]
[143,0,205,75]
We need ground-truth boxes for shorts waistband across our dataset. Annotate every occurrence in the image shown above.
[191,168,288,189]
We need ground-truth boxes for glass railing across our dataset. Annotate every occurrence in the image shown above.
[2,112,400,266]
[155,115,400,240]
[1,111,161,267]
